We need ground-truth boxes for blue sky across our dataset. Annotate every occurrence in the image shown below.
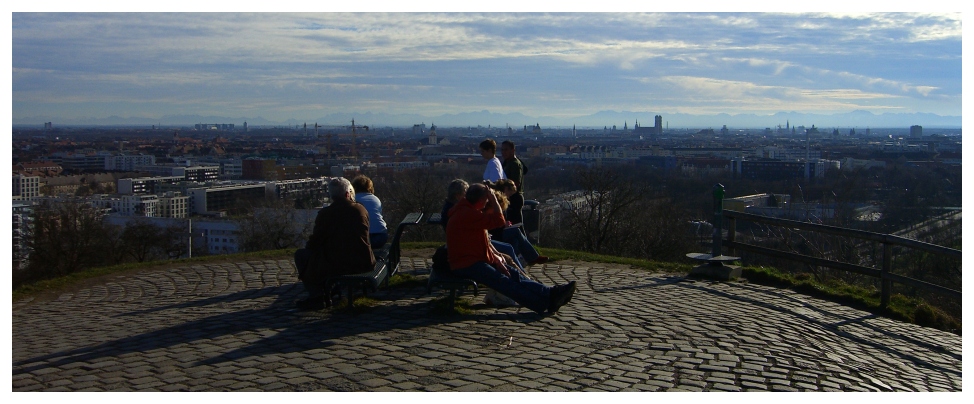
[8,8,964,127]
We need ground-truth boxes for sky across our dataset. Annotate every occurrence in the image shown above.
[7,5,966,128]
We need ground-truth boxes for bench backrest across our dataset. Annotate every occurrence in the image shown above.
[386,212,423,277]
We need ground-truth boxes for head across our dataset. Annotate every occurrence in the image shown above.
[479,139,497,160]
[495,178,517,196]
[465,183,490,207]
[501,140,516,161]
[493,189,509,211]
[446,179,469,202]
[351,175,374,194]
[328,177,354,201]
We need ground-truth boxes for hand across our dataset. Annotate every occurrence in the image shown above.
[499,253,516,268]
[495,263,511,278]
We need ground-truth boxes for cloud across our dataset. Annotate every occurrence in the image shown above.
[651,76,907,114]
[11,12,962,121]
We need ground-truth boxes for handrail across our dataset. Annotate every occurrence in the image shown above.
[723,210,962,259]
[719,209,960,309]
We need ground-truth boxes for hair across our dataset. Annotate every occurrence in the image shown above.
[447,179,469,200]
[351,175,374,194]
[501,140,515,151]
[493,189,509,211]
[328,177,354,200]
[465,183,489,204]
[479,139,496,153]
[493,178,516,193]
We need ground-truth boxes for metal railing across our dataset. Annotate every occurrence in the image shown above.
[720,209,961,309]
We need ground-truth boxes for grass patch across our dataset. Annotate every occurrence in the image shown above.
[332,296,381,314]
[400,241,445,250]
[13,248,297,302]
[386,272,425,289]
[429,295,476,316]
[536,247,694,273]
[739,265,961,335]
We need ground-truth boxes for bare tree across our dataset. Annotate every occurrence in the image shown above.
[235,197,315,252]
[22,201,117,282]
[561,166,650,255]
[121,219,167,262]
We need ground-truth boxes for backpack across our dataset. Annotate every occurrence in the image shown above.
[431,244,450,274]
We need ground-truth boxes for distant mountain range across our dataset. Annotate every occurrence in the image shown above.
[13,109,961,129]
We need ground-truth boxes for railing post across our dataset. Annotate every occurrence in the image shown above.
[712,183,725,257]
[726,216,736,257]
[687,183,740,281]
[881,242,892,310]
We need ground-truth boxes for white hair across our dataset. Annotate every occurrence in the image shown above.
[328,177,354,200]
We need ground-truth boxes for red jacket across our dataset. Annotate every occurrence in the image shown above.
[445,198,506,270]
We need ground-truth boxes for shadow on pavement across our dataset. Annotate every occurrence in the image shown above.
[674,281,961,377]
[13,282,542,374]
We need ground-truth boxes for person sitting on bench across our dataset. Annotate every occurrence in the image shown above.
[294,177,375,310]
[351,175,389,249]
[445,183,576,315]
[441,179,522,269]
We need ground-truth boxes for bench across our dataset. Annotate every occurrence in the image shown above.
[321,212,424,307]
[426,212,442,226]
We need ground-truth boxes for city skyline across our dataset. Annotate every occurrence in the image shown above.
[10,10,963,128]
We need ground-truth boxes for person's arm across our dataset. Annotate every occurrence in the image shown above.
[484,188,503,215]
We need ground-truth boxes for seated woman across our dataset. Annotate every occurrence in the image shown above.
[488,184,548,266]
[494,179,524,225]
[351,175,388,250]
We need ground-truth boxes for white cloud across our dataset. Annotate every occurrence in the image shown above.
[11,12,962,121]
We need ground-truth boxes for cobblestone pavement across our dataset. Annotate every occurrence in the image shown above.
[12,254,962,391]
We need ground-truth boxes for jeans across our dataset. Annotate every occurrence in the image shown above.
[490,240,524,269]
[370,232,389,250]
[453,261,551,314]
[499,227,540,263]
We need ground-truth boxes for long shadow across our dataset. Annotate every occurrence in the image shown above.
[727,281,963,360]
[13,283,542,374]
[674,281,962,377]
[582,270,962,367]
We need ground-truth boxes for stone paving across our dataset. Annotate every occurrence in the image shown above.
[12,253,962,391]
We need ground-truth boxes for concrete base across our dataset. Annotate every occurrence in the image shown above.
[689,263,742,281]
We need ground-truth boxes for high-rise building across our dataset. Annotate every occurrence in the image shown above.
[910,125,923,137]
[13,175,40,200]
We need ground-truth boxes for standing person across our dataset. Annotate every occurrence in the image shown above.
[446,183,575,315]
[501,140,525,195]
[480,139,506,182]
[293,177,374,310]
[351,175,388,250]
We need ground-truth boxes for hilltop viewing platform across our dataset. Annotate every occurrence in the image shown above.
[12,250,961,392]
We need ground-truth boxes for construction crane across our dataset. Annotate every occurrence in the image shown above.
[345,119,369,160]
[315,119,368,160]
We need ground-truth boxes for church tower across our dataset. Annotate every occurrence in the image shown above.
[428,122,437,145]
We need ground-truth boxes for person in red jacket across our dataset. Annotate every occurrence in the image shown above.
[446,183,575,315]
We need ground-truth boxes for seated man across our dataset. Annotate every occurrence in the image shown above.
[446,183,576,315]
[441,179,522,269]
[293,177,375,310]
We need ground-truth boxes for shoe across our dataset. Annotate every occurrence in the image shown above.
[547,281,576,313]
[529,256,549,266]
[296,296,325,311]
